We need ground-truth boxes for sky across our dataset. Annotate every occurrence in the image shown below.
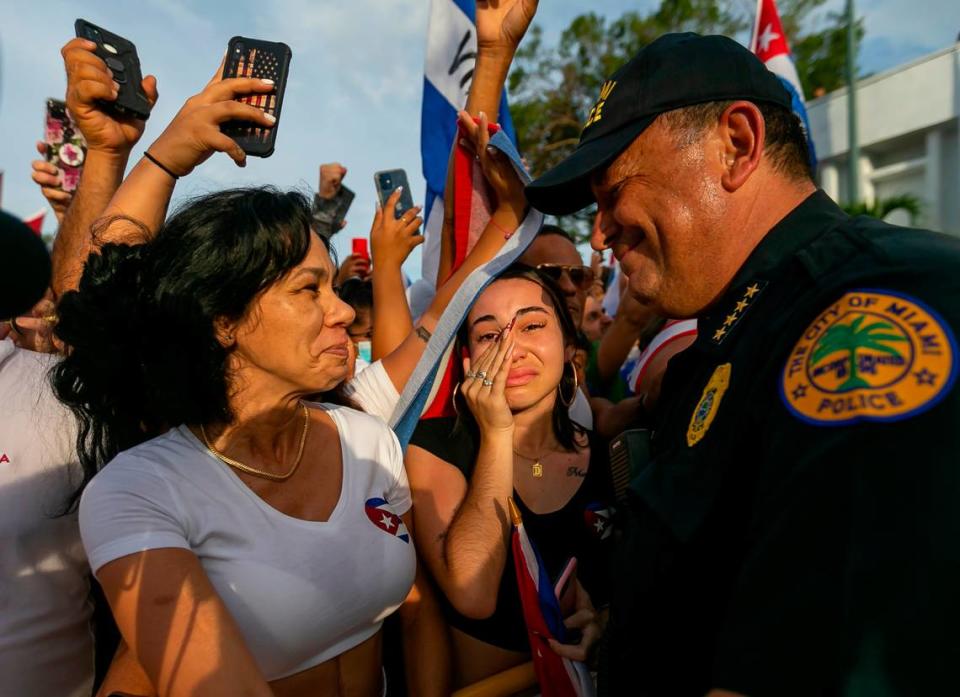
[1,0,958,280]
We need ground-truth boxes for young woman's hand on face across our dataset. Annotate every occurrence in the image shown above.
[462,325,516,436]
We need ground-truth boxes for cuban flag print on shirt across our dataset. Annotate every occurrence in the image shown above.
[749,0,817,172]
[420,0,516,288]
[583,502,613,541]
[365,498,409,543]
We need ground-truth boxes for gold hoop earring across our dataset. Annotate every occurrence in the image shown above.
[451,381,461,416]
[558,363,578,407]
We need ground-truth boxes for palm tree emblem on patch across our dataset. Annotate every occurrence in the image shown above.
[809,314,909,392]
[782,290,956,425]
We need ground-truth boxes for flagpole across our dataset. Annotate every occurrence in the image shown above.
[845,0,859,204]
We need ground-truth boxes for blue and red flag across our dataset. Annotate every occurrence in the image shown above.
[509,498,595,697]
[750,0,818,173]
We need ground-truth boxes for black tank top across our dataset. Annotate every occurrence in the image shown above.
[409,416,615,652]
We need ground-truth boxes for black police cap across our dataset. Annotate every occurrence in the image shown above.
[525,32,793,215]
[0,210,51,320]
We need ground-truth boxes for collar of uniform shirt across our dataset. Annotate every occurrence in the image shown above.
[696,190,848,350]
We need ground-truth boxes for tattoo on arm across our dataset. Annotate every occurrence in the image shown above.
[416,326,432,343]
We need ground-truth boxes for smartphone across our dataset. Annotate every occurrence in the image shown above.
[74,20,152,121]
[313,184,355,239]
[374,169,415,221]
[220,36,292,157]
[44,99,87,193]
[352,237,369,261]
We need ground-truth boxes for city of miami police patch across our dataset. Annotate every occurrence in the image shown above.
[687,363,731,446]
[781,289,957,426]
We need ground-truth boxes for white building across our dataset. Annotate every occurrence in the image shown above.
[807,42,960,234]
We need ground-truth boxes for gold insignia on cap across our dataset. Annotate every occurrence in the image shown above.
[687,363,732,447]
[584,80,617,131]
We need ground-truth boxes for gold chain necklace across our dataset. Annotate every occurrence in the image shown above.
[513,448,545,478]
[200,403,310,482]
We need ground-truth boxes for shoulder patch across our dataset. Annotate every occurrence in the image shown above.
[687,363,731,446]
[781,289,957,426]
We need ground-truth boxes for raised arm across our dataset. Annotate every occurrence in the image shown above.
[51,38,157,297]
[436,0,538,286]
[98,64,276,236]
[378,109,528,395]
[370,190,423,361]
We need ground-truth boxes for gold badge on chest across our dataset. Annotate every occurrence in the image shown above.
[687,363,732,447]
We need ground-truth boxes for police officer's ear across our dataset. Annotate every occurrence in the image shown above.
[717,100,765,194]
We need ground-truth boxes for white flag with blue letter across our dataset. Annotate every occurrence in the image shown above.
[419,0,516,289]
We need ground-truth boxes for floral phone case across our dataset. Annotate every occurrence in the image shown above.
[44,99,87,193]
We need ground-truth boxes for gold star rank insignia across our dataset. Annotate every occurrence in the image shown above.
[712,280,768,344]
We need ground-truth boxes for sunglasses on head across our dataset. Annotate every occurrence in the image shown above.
[536,264,596,291]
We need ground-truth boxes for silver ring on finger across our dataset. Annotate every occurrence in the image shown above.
[476,370,487,380]
[482,378,494,387]
[464,371,477,379]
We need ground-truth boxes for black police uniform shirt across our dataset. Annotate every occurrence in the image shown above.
[601,191,960,697]
[409,416,615,652]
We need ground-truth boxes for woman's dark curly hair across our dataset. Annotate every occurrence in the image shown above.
[52,187,325,509]
[453,264,586,452]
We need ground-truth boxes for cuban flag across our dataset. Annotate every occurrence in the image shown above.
[509,498,595,697]
[390,127,543,448]
[583,502,613,541]
[364,497,410,543]
[749,0,817,173]
[420,0,516,288]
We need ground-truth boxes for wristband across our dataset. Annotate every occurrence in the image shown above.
[143,151,180,180]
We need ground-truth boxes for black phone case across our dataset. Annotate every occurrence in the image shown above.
[220,37,292,158]
[74,19,152,121]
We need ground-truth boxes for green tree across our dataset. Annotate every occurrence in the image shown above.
[810,314,908,391]
[842,194,922,224]
[508,0,863,240]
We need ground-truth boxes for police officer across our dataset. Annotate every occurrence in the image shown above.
[526,32,960,697]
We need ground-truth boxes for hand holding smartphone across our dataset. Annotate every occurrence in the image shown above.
[313,185,355,239]
[220,37,291,157]
[74,20,153,121]
[374,170,415,222]
[44,99,87,192]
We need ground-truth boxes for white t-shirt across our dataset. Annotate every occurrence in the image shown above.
[0,339,93,697]
[344,359,400,422]
[79,403,416,681]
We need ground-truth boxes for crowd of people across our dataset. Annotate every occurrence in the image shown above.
[4,1,960,696]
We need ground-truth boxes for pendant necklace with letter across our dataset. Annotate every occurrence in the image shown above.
[513,448,544,478]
